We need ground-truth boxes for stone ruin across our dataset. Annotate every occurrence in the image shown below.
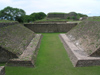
[24,21,77,33]
[59,17,100,67]
[0,66,5,75]
[0,22,42,67]
[47,13,68,19]
[1,17,100,69]
[47,12,77,20]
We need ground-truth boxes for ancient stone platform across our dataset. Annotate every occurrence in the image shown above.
[0,23,36,62]
[0,66,5,75]
[24,22,77,33]
[59,34,100,67]
[7,34,42,67]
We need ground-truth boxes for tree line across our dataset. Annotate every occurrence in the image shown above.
[0,6,46,23]
[0,6,88,23]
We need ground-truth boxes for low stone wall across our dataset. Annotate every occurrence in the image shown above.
[24,23,77,33]
[0,66,5,75]
[34,21,67,24]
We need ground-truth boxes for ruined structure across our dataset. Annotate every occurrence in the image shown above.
[47,13,68,19]
[24,21,77,33]
[59,17,100,67]
[47,12,78,20]
[0,22,42,67]
[0,66,5,75]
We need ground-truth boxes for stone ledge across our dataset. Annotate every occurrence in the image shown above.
[7,34,42,67]
[59,34,100,67]
[0,66,5,75]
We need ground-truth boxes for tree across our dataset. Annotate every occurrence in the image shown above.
[0,6,26,22]
[30,12,46,21]
[22,15,33,23]
[38,12,46,19]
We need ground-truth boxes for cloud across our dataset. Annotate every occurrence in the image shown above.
[0,0,100,16]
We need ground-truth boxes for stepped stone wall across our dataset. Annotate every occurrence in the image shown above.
[0,22,35,62]
[24,22,77,33]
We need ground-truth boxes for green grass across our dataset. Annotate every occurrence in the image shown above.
[2,33,100,75]
[0,20,15,23]
[34,19,81,24]
[88,17,100,21]
[35,18,67,22]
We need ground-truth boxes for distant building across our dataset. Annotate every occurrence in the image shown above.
[47,13,68,19]
[47,12,77,20]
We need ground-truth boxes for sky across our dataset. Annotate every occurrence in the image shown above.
[0,0,100,16]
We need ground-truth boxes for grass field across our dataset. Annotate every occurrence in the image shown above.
[2,33,100,75]
[0,20,16,23]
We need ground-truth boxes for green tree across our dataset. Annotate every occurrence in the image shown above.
[0,6,26,22]
[22,15,33,23]
[38,12,46,19]
[30,12,46,21]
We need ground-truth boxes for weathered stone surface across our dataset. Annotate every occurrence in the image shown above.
[0,22,35,62]
[24,23,77,33]
[47,14,68,19]
[66,19,100,56]
[47,12,78,20]
[59,34,100,67]
[7,34,42,67]
[0,66,5,75]
[34,21,67,24]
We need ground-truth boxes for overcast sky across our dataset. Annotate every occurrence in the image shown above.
[0,0,100,16]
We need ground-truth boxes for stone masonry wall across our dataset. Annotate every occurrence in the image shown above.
[0,22,35,62]
[47,14,67,19]
[24,23,77,33]
[34,21,67,24]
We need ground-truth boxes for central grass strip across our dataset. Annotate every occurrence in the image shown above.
[6,33,100,75]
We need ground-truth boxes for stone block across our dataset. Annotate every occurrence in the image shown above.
[0,66,5,75]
